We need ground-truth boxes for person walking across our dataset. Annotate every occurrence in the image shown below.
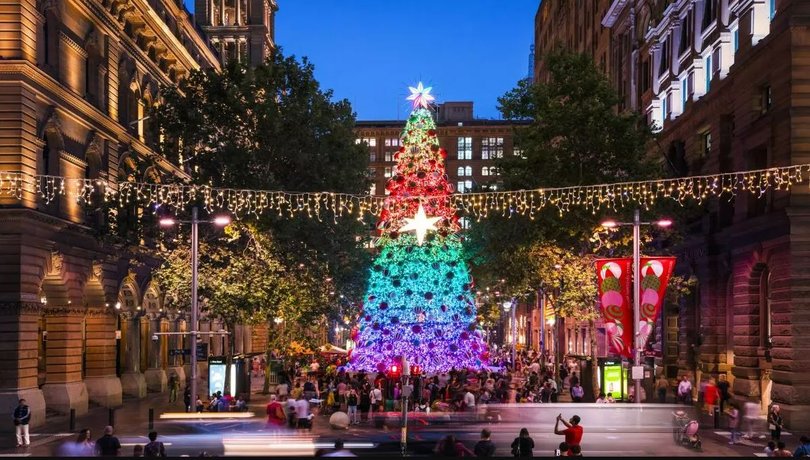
[346,388,359,425]
[554,414,584,448]
[95,425,122,456]
[75,428,95,456]
[168,373,179,403]
[677,375,693,405]
[369,384,383,416]
[266,395,286,427]
[13,398,31,448]
[143,431,166,457]
[510,428,535,457]
[655,374,669,404]
[717,374,731,413]
[473,429,496,457]
[743,400,761,439]
[727,403,741,445]
[768,405,784,442]
[704,378,719,416]
[571,383,584,402]
[183,386,191,412]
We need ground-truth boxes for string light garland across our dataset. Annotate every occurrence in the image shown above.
[0,164,806,222]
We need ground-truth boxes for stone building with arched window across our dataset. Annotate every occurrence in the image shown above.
[0,0,270,428]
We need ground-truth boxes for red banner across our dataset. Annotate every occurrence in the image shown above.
[637,256,676,349]
[596,258,633,358]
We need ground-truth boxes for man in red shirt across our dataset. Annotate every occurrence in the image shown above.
[554,413,583,449]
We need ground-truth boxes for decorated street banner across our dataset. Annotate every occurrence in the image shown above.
[596,258,633,358]
[637,256,677,349]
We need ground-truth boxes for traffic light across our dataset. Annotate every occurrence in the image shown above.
[411,364,422,376]
[388,364,400,378]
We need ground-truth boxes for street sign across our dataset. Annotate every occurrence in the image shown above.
[169,349,191,356]
[196,343,208,360]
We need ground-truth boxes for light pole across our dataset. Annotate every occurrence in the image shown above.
[160,207,231,412]
[601,209,672,404]
[503,299,517,369]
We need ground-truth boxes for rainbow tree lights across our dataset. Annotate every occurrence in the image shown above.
[348,85,489,374]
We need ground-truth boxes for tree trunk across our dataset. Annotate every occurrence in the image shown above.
[589,319,599,400]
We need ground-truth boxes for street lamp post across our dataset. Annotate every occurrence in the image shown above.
[160,207,231,412]
[503,299,517,369]
[601,209,672,404]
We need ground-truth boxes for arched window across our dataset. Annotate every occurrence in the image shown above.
[457,166,465,177]
[482,167,489,176]
[465,166,472,176]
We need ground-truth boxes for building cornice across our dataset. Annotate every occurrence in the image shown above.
[602,0,630,28]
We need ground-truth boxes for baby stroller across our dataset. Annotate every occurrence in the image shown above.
[672,410,702,450]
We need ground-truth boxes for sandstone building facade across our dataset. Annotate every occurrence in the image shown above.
[193,0,277,66]
[0,0,268,428]
[536,0,810,427]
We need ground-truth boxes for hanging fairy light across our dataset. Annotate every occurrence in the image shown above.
[0,164,806,222]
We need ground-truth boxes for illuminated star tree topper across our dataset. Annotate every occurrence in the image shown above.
[399,204,441,245]
[406,82,435,109]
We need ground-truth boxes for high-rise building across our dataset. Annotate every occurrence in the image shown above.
[194,0,278,66]
[0,0,271,428]
[355,102,529,201]
[536,0,810,428]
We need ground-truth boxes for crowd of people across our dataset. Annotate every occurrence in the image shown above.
[57,426,166,457]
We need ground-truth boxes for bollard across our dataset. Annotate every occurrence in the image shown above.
[714,406,720,429]
[148,408,154,430]
[69,408,76,432]
[109,408,115,428]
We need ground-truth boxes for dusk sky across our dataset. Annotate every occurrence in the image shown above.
[184,1,538,120]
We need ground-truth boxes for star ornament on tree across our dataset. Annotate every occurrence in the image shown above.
[406,82,435,109]
[399,204,441,245]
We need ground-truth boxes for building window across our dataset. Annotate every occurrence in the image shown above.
[641,59,651,92]
[369,183,377,195]
[705,55,713,92]
[481,137,504,160]
[761,84,772,113]
[769,0,776,21]
[701,130,712,157]
[465,166,472,176]
[703,0,717,29]
[456,180,473,193]
[659,39,671,74]
[681,77,688,108]
[482,166,497,176]
[384,151,394,162]
[459,217,470,230]
[733,28,739,53]
[367,167,376,178]
[457,137,472,160]
[384,167,393,178]
[384,138,400,147]
[679,10,693,54]
[665,93,672,119]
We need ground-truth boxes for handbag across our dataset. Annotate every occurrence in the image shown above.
[769,423,777,430]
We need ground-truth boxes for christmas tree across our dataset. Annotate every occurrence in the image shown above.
[348,84,489,374]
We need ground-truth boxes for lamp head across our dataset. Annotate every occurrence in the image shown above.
[159,217,176,227]
[656,219,673,228]
[213,215,231,226]
[600,220,618,228]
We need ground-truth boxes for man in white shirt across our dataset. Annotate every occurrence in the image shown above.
[370,385,383,415]
[277,381,289,398]
[677,376,693,405]
[295,395,310,428]
[463,388,476,412]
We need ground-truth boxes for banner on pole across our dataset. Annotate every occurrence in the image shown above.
[596,258,633,358]
[637,256,677,349]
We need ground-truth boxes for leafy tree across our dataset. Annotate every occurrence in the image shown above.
[151,49,371,306]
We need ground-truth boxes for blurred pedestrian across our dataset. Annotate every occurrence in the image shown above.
[510,428,534,457]
[473,429,495,457]
[144,431,166,457]
[168,373,179,403]
[346,388,359,425]
[132,445,143,457]
[266,395,285,427]
[596,392,608,404]
[183,386,191,412]
[773,441,791,457]
[13,398,30,448]
[764,441,776,457]
[768,405,783,442]
[95,425,122,456]
[554,413,583,448]
[717,374,731,412]
[571,383,584,402]
[655,374,669,403]
[570,445,583,456]
[435,434,474,457]
[793,435,810,457]
[727,402,741,445]
[677,376,693,405]
[704,378,719,415]
[744,400,761,439]
[555,442,569,457]
[76,428,95,456]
